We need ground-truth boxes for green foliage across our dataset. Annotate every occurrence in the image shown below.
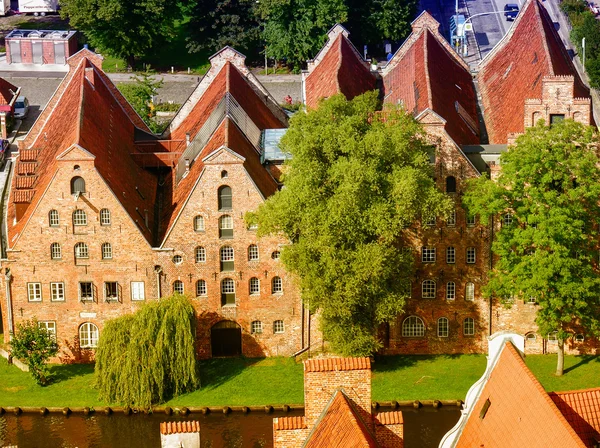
[463,120,600,371]
[186,0,260,55]
[155,102,182,112]
[565,4,600,87]
[117,73,165,134]
[59,0,183,65]
[95,294,199,408]
[10,319,58,386]
[251,92,451,356]
[256,0,348,71]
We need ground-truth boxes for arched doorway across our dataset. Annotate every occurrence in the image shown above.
[211,320,242,357]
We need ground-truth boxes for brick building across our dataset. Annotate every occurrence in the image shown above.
[5,29,77,66]
[0,47,314,361]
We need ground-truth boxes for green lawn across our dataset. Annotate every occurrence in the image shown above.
[1,354,599,408]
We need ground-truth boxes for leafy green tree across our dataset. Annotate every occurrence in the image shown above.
[186,0,260,55]
[95,294,199,408]
[117,73,165,134]
[256,0,348,71]
[60,0,182,66]
[10,319,58,385]
[250,92,451,356]
[463,120,600,376]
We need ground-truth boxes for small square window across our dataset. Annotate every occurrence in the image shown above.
[274,320,285,334]
[425,216,436,226]
[251,321,263,334]
[422,247,436,263]
[51,282,65,301]
[27,283,42,302]
[38,321,57,340]
[131,281,145,301]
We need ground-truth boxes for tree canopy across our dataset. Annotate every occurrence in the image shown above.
[250,92,451,356]
[95,294,199,408]
[117,73,165,133]
[463,119,600,375]
[60,0,182,66]
[10,319,58,385]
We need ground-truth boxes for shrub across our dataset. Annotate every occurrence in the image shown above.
[10,319,59,385]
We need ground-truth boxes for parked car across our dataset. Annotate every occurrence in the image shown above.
[504,3,519,21]
[0,139,10,167]
[588,1,599,15]
[13,96,29,119]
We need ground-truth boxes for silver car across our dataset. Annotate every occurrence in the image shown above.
[14,96,29,119]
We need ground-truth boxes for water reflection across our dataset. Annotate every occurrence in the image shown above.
[0,406,460,448]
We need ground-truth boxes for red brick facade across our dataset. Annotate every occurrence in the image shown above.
[6,30,77,65]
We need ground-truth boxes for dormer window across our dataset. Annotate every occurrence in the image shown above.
[71,176,85,195]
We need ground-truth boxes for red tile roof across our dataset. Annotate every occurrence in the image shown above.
[551,388,600,448]
[374,411,403,426]
[305,26,376,110]
[304,390,377,448]
[478,0,589,143]
[273,416,308,430]
[382,14,479,145]
[8,58,157,246]
[0,77,18,106]
[160,421,200,435]
[304,357,371,373]
[457,342,587,448]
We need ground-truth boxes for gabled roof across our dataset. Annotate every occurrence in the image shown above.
[304,390,378,448]
[478,0,590,144]
[304,25,376,110]
[8,57,158,246]
[382,12,480,145]
[0,77,18,106]
[551,388,600,448]
[450,339,587,448]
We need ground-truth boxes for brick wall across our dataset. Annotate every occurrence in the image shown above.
[273,427,309,448]
[376,423,404,448]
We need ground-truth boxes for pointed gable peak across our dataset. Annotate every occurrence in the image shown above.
[411,10,441,34]
[67,48,104,72]
[209,46,249,76]
[56,144,96,161]
[202,145,246,165]
[327,23,350,40]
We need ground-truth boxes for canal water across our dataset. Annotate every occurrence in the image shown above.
[0,406,460,447]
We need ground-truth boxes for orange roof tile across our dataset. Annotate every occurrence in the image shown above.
[551,388,600,448]
[304,357,371,373]
[273,416,307,430]
[457,342,587,448]
[304,390,377,448]
[18,149,39,162]
[478,0,589,143]
[159,420,200,435]
[374,411,403,426]
[305,28,376,110]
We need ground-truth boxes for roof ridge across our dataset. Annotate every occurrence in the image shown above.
[75,61,86,146]
[532,0,556,76]
[334,34,343,94]
[553,387,600,395]
[423,29,434,111]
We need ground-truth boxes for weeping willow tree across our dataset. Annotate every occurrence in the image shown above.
[95,294,199,408]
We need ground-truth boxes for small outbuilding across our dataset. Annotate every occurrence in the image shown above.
[5,29,77,65]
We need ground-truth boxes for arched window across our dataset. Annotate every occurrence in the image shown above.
[50,242,61,260]
[195,246,206,263]
[438,317,449,337]
[273,320,285,334]
[219,214,233,239]
[173,280,184,294]
[446,282,456,300]
[73,209,87,226]
[100,209,111,226]
[71,176,86,195]
[221,170,228,178]
[101,243,112,260]
[248,244,259,261]
[251,320,263,334]
[574,334,585,343]
[402,316,425,337]
[220,246,234,271]
[218,185,232,210]
[422,280,436,299]
[193,215,205,232]
[221,278,235,306]
[249,277,260,295]
[463,318,475,336]
[272,276,283,294]
[196,280,207,297]
[74,242,88,259]
[49,210,59,227]
[525,332,537,342]
[547,331,558,343]
[465,282,475,301]
[79,322,99,348]
[446,176,456,193]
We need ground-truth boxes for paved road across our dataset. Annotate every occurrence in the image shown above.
[465,0,514,59]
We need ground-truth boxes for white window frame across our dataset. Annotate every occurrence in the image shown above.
[422,280,436,299]
[27,282,42,302]
[447,211,456,227]
[38,321,57,340]
[437,317,449,337]
[467,214,476,227]
[220,246,234,262]
[50,242,62,260]
[79,322,99,349]
[272,276,283,294]
[73,209,87,226]
[49,210,60,227]
[173,280,184,294]
[74,242,89,259]
[172,255,183,265]
[248,244,259,261]
[194,215,205,232]
[221,278,235,294]
[446,247,455,264]
[402,316,425,337]
[50,282,65,302]
[446,282,456,301]
[465,282,475,301]
[196,279,207,297]
[131,281,145,301]
[195,246,206,263]
[466,247,476,264]
[503,213,513,227]
[422,246,436,263]
[249,277,260,295]
[101,242,113,260]
[251,320,263,334]
[464,318,475,336]
[100,208,111,226]
[274,320,285,334]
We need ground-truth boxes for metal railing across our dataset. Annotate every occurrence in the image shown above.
[175,92,262,183]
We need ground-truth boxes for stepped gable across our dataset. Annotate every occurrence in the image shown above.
[550,388,600,448]
[166,47,287,142]
[382,11,479,145]
[304,390,378,448]
[8,57,157,246]
[304,24,376,110]
[456,341,587,448]
[478,0,590,144]
[0,77,18,105]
